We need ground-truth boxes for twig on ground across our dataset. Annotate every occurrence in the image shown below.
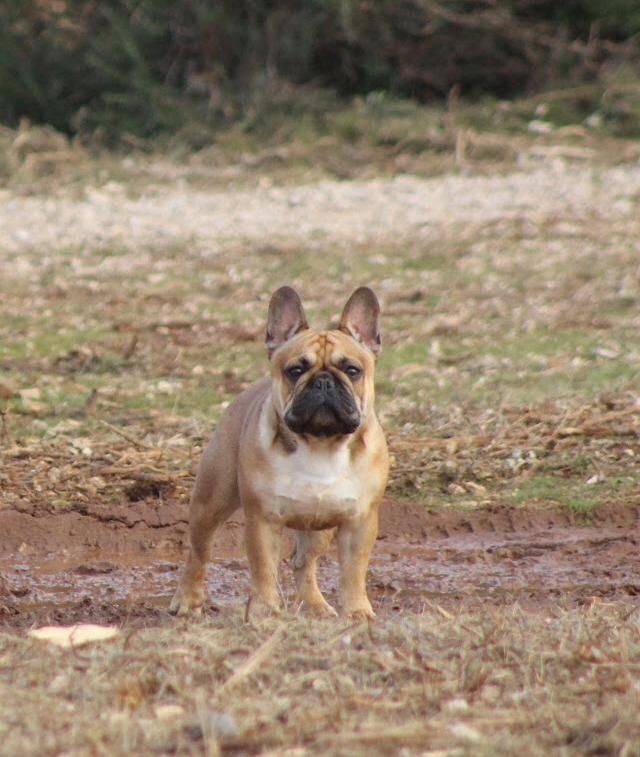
[0,410,10,445]
[98,420,155,450]
[219,624,285,692]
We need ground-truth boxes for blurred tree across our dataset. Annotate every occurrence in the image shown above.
[0,0,638,138]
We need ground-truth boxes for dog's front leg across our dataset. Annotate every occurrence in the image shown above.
[244,510,284,618]
[337,510,379,620]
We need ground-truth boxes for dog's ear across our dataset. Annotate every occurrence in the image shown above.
[339,287,381,356]
[266,286,309,356]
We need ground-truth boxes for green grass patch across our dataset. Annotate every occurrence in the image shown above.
[0,328,117,362]
[509,473,632,517]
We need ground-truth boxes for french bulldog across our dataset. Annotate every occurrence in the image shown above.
[170,286,389,619]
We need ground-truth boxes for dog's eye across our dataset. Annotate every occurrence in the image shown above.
[286,365,306,381]
[344,365,362,379]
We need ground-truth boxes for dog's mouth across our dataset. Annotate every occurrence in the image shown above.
[284,372,361,438]
[285,405,360,437]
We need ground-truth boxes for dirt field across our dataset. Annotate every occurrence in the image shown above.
[1,131,640,754]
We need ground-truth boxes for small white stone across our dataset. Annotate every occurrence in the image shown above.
[154,704,185,721]
[444,698,469,713]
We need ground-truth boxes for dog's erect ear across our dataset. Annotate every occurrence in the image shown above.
[339,287,381,356]
[266,286,309,356]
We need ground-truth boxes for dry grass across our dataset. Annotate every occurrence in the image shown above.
[2,604,640,754]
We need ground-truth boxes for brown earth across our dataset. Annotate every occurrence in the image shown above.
[2,497,639,631]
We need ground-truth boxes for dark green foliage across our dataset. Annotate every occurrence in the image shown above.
[524,0,640,38]
[0,0,638,139]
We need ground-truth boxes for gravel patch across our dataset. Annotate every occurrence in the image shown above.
[1,163,639,269]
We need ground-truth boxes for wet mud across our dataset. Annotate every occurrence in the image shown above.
[1,499,639,629]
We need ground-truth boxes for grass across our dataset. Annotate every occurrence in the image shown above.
[2,605,639,754]
[4,77,640,194]
[510,475,601,514]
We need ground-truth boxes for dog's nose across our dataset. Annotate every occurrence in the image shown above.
[313,372,334,394]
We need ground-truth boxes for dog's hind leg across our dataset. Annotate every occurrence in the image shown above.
[291,529,337,617]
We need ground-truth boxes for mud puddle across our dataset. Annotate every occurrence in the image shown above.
[1,500,639,629]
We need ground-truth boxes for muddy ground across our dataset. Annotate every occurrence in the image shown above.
[2,496,639,631]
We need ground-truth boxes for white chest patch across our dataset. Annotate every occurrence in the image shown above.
[258,443,366,525]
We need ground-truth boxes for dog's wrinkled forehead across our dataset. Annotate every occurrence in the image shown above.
[273,329,371,370]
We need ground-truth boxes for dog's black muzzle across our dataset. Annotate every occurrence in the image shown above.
[285,371,360,437]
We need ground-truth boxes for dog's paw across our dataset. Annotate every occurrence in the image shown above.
[297,596,338,618]
[245,593,282,622]
[169,587,204,617]
[342,598,376,621]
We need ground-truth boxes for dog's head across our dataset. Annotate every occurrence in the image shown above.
[265,286,381,439]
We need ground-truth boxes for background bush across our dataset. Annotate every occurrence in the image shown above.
[1,0,639,139]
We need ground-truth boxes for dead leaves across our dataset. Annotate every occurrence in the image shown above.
[28,624,120,648]
[1,427,194,513]
[387,394,640,502]
[0,378,18,400]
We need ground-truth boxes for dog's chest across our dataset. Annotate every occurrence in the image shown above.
[259,445,366,525]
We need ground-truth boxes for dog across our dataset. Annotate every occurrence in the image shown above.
[170,286,389,619]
